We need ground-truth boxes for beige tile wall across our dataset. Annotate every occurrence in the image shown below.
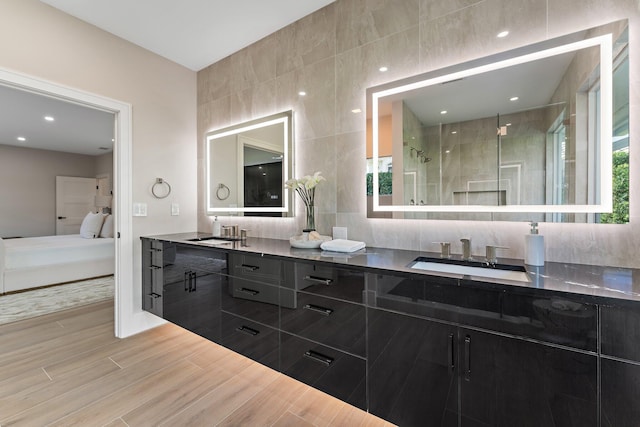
[198,0,640,268]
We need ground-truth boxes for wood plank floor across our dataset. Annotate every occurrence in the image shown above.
[0,301,393,426]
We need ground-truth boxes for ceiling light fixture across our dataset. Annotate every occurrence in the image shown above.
[351,108,362,114]
[298,91,306,96]
[510,96,519,101]
[497,31,509,38]
[440,110,448,115]
[44,115,55,122]
[17,136,26,142]
[379,66,389,72]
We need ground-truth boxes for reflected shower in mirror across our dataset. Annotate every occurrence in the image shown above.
[366,20,629,223]
[206,111,293,216]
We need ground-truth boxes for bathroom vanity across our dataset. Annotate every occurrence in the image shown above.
[142,233,640,427]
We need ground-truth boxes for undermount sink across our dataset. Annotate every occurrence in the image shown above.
[187,236,241,242]
[409,257,530,283]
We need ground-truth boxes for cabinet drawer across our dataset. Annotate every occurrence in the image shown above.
[293,262,365,303]
[459,281,597,351]
[220,312,279,371]
[280,332,366,410]
[280,292,366,357]
[222,278,280,328]
[229,253,282,285]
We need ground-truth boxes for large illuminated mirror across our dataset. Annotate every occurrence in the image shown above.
[367,20,629,223]
[206,110,293,216]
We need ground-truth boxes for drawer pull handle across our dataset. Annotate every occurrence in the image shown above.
[303,304,334,316]
[304,350,334,366]
[150,248,162,252]
[464,335,471,381]
[149,265,161,270]
[240,287,259,296]
[303,275,333,286]
[240,264,260,272]
[150,293,161,299]
[236,325,260,336]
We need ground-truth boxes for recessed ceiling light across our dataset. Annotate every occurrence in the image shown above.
[451,131,457,134]
[17,136,26,142]
[497,31,509,38]
[298,91,306,96]
[44,115,55,122]
[510,96,519,101]
[506,123,512,126]
[445,150,451,154]
[351,108,362,114]
[379,66,389,72]
[440,110,448,115]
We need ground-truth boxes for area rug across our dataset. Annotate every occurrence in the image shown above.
[0,275,114,325]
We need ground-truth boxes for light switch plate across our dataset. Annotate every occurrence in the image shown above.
[133,203,147,217]
[171,203,180,216]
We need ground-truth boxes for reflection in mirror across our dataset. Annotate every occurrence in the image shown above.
[206,111,293,216]
[366,20,628,223]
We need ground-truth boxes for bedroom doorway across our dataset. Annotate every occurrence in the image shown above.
[0,67,133,338]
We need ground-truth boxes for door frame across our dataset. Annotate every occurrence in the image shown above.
[0,67,132,338]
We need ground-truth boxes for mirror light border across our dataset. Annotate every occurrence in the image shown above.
[206,110,293,214]
[371,32,613,214]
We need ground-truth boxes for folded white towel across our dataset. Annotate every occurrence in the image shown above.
[320,239,366,253]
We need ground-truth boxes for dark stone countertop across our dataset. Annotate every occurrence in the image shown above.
[143,232,640,305]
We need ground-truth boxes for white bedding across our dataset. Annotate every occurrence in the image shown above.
[0,234,114,294]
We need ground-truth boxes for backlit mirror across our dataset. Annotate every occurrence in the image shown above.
[366,20,628,223]
[206,110,293,216]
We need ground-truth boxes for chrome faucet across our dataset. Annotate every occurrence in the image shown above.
[437,242,451,258]
[485,245,508,267]
[460,238,472,261]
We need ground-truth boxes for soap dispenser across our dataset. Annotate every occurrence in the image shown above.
[212,216,221,236]
[524,221,545,266]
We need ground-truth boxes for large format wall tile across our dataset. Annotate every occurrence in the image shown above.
[276,57,336,142]
[336,27,420,134]
[336,0,419,54]
[276,4,336,77]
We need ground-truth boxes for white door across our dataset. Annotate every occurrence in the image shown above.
[56,176,97,235]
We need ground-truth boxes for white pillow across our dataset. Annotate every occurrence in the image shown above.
[80,212,105,239]
[100,214,114,238]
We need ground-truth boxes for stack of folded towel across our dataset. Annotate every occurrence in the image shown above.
[320,239,366,253]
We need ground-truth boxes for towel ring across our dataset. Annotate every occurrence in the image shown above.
[152,178,172,199]
[216,183,230,200]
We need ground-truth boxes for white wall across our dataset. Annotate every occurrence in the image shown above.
[0,144,100,237]
[0,0,197,336]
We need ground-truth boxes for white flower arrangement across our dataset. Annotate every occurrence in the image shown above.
[285,171,325,231]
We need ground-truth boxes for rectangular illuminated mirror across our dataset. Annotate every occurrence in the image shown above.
[367,20,629,223]
[206,110,293,216]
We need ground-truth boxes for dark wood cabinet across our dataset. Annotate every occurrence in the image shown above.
[142,237,638,427]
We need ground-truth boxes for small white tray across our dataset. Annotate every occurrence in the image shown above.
[289,235,332,249]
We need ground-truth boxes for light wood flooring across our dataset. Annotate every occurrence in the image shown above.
[0,300,392,426]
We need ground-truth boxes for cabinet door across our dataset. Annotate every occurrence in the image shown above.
[162,244,225,342]
[601,358,640,427]
[459,329,597,427]
[368,308,458,427]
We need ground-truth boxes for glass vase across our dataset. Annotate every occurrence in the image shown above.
[304,203,316,232]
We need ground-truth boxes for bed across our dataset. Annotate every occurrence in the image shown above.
[0,234,114,294]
